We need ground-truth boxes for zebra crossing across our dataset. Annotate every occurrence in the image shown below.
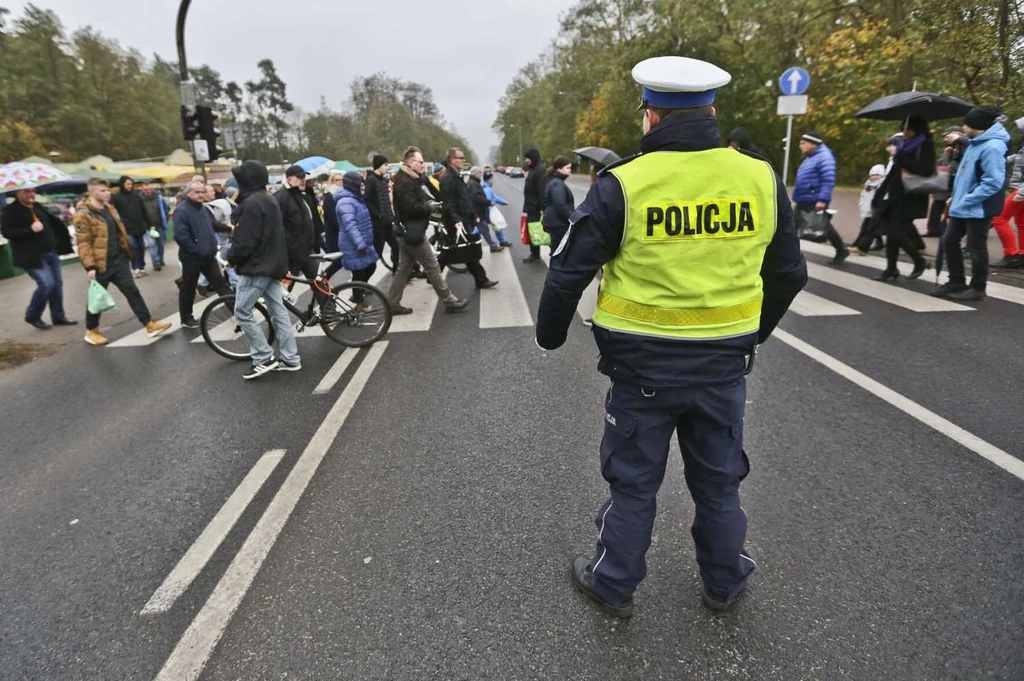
[102,240,1022,350]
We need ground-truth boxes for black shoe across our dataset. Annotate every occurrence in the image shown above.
[174,277,182,289]
[242,360,279,380]
[444,298,470,312]
[196,285,211,298]
[930,282,968,298]
[702,587,745,613]
[411,270,428,280]
[948,288,986,301]
[181,318,200,329]
[26,318,51,330]
[570,556,634,619]
[390,305,413,316]
[907,261,931,280]
[522,255,540,263]
[831,249,850,266]
[154,264,164,272]
[476,280,498,290]
[489,246,503,253]
[52,318,78,326]
[992,255,1024,269]
[870,240,885,251]
[874,269,899,282]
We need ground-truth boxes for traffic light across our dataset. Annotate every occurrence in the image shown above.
[180,106,200,141]
[196,105,224,162]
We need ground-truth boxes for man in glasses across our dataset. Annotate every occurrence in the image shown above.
[438,147,497,290]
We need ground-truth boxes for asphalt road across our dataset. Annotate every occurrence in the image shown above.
[1,173,1021,680]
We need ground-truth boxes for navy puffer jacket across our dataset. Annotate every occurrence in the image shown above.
[335,185,378,271]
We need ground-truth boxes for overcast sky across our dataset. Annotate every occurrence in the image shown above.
[5,0,576,160]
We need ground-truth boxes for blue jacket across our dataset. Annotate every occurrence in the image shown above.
[483,182,507,206]
[949,124,1010,219]
[172,198,219,260]
[334,188,378,271]
[791,144,836,205]
[535,112,808,388]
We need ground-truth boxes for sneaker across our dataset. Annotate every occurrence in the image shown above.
[131,269,142,279]
[145,319,172,337]
[444,298,470,312]
[582,318,593,328]
[948,288,986,301]
[84,329,109,346]
[930,282,968,298]
[181,318,200,329]
[136,269,147,278]
[25,318,51,330]
[476,279,498,290]
[243,360,280,380]
[570,556,634,619]
[391,305,414,315]
[992,255,1024,269]
[275,361,302,372]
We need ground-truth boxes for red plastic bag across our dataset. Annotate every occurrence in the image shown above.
[520,214,530,245]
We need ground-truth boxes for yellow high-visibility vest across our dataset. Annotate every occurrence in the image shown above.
[593,148,777,340]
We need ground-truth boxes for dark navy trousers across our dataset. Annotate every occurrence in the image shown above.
[589,379,756,605]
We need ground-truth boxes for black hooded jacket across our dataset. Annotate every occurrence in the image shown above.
[726,127,763,157]
[227,161,289,279]
[109,176,150,235]
[303,185,325,250]
[522,149,546,222]
[535,112,808,387]
[274,183,315,263]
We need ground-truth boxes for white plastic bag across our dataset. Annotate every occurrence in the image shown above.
[489,206,507,231]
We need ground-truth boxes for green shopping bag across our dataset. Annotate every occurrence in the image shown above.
[527,221,551,247]
[87,280,116,315]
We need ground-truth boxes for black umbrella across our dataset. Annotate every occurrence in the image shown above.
[574,146,621,169]
[855,91,974,122]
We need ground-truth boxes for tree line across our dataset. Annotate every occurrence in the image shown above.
[493,0,1024,184]
[0,4,473,165]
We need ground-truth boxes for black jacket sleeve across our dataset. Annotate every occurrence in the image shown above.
[377,177,395,225]
[0,203,31,238]
[393,175,431,221]
[227,201,262,266]
[364,176,382,224]
[758,179,809,343]
[536,174,625,350]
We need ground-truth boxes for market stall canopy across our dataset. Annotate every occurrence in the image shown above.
[333,160,363,173]
[81,155,114,168]
[108,164,194,184]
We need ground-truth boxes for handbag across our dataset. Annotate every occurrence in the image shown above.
[87,280,116,314]
[437,225,483,266]
[399,217,428,245]
[520,214,530,244]
[527,220,551,246]
[794,208,831,243]
[489,206,507,231]
[901,170,950,195]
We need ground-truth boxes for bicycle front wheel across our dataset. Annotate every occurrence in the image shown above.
[320,283,392,347]
[200,294,276,360]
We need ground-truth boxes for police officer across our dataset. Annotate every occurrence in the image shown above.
[536,57,808,618]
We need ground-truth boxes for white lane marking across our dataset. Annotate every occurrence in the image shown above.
[806,261,972,312]
[773,329,1024,482]
[788,291,861,317]
[312,349,360,395]
[389,271,446,333]
[540,250,600,323]
[154,342,389,681]
[479,247,533,328]
[802,241,1024,306]
[108,296,218,347]
[140,450,286,616]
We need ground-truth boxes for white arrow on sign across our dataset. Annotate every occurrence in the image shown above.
[787,70,803,95]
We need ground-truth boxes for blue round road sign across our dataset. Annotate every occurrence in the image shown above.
[780,67,811,96]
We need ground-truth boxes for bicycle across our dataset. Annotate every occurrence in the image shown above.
[200,252,393,360]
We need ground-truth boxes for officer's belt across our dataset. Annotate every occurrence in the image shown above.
[597,290,763,327]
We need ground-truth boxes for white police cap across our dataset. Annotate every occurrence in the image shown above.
[632,56,732,109]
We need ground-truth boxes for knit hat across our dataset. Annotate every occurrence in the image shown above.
[372,154,389,170]
[342,171,364,193]
[964,106,1002,131]
[432,162,444,174]
[483,171,494,181]
[800,131,824,145]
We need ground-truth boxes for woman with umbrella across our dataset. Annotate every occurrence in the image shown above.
[872,116,935,281]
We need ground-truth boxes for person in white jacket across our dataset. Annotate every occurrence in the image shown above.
[850,164,887,255]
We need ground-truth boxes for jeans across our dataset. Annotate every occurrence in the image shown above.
[180,257,230,322]
[146,231,165,267]
[234,275,300,366]
[475,218,498,248]
[387,238,456,306]
[944,216,991,291]
[24,251,67,322]
[86,257,151,330]
[127,233,147,271]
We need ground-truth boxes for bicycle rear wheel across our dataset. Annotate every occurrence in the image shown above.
[200,294,276,360]
[320,282,392,347]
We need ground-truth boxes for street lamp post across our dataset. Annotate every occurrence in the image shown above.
[176,0,203,175]
[509,124,524,167]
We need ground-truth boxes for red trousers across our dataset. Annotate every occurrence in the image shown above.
[992,190,1024,256]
